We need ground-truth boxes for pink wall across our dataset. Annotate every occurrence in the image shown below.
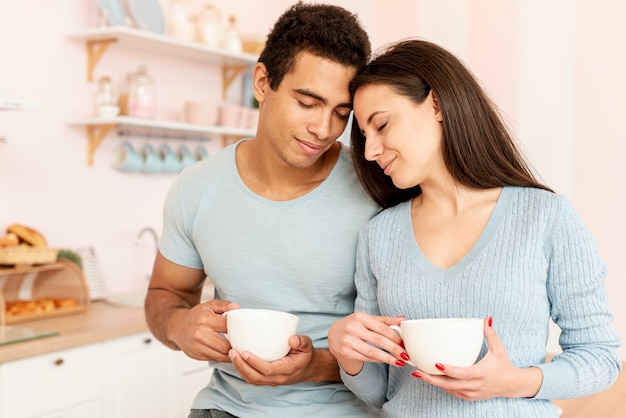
[1,1,623,357]
[573,1,626,354]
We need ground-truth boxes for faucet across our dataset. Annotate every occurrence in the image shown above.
[136,227,159,281]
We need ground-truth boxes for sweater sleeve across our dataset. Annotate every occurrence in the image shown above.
[534,195,622,399]
[339,226,390,408]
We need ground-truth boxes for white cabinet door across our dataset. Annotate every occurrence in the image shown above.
[103,332,170,418]
[168,351,214,417]
[38,400,103,418]
[0,343,103,418]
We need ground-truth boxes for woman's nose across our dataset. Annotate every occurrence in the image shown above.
[364,136,382,161]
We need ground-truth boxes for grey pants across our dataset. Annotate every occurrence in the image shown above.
[188,409,238,418]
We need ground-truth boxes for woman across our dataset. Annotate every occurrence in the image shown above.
[328,39,622,417]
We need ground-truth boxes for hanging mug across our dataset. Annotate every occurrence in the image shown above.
[112,142,142,173]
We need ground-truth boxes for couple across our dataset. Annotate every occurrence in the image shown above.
[144,2,621,417]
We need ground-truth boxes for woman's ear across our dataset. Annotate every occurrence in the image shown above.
[252,62,269,104]
[430,90,443,122]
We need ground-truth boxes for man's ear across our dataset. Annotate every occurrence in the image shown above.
[430,89,443,122]
[252,62,269,104]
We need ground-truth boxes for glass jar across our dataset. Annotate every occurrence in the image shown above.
[222,15,242,53]
[197,3,223,48]
[127,65,156,119]
[94,76,120,118]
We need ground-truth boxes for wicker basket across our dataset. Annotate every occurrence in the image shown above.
[0,246,59,266]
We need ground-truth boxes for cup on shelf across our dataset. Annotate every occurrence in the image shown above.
[183,101,219,125]
[160,144,182,174]
[141,143,164,174]
[112,142,143,173]
[218,103,244,128]
[178,145,196,170]
[246,108,259,130]
[96,104,120,119]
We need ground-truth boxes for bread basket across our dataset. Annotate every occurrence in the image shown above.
[0,246,59,266]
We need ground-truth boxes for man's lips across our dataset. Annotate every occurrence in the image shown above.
[297,139,325,156]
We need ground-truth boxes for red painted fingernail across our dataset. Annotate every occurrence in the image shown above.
[488,316,493,327]
[412,371,422,378]
[395,360,405,367]
[435,363,445,371]
[400,352,410,361]
[399,340,405,348]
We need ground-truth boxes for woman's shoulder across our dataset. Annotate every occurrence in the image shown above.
[364,200,410,229]
[507,186,564,211]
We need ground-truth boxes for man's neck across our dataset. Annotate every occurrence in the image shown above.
[236,139,341,201]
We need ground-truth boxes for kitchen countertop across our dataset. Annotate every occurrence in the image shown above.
[0,301,149,363]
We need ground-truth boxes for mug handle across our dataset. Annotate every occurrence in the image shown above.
[389,325,416,367]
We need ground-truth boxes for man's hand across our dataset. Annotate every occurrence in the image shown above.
[168,299,239,363]
[228,335,340,386]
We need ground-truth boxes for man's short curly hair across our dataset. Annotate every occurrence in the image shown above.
[258,2,371,90]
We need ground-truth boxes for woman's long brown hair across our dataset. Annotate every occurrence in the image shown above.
[350,39,552,209]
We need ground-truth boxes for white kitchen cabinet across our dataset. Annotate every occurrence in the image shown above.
[0,330,214,418]
[38,400,103,418]
[0,343,103,418]
[102,332,171,418]
[168,351,214,416]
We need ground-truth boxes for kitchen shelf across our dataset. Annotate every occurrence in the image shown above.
[65,26,258,97]
[0,98,44,142]
[66,117,255,165]
[65,27,259,166]
[0,98,44,111]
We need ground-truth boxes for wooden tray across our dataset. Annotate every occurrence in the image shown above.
[0,260,90,325]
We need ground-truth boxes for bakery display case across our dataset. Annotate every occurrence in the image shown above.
[0,260,90,326]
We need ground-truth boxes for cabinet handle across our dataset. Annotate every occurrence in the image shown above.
[54,358,64,366]
[143,337,152,345]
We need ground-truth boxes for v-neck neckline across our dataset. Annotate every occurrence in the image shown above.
[403,186,513,279]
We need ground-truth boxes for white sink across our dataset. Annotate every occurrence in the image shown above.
[105,289,147,309]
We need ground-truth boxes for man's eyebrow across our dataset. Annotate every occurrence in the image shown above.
[293,88,352,109]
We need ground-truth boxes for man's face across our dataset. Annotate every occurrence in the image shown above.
[257,51,356,169]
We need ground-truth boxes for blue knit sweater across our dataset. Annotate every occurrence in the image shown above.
[341,186,622,418]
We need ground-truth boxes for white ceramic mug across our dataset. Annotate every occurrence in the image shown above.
[392,318,484,375]
[225,309,299,362]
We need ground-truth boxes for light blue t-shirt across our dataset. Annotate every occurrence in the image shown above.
[341,186,622,418]
[160,140,380,417]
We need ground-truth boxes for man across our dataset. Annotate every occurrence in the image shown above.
[145,2,379,417]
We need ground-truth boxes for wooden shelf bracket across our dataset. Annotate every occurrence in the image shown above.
[86,124,115,166]
[86,38,118,81]
[222,65,248,100]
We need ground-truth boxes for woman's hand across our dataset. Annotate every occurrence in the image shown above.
[413,317,544,401]
[328,312,406,375]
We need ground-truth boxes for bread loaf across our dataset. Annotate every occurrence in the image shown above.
[0,232,19,247]
[6,224,47,246]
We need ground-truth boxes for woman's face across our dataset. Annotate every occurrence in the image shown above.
[353,83,444,189]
